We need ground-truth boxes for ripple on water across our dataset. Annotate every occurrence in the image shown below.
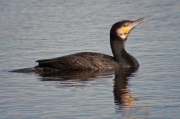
[1,0,180,118]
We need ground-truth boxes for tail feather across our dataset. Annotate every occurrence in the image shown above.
[11,67,37,73]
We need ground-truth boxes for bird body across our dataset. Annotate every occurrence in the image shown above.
[12,18,146,73]
[36,52,119,71]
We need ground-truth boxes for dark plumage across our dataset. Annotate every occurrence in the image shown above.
[12,18,146,73]
[36,52,119,71]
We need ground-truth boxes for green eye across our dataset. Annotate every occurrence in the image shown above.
[123,23,127,27]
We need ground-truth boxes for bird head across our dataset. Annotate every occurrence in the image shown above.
[110,17,146,40]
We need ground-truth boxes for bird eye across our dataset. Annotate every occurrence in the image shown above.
[123,23,129,27]
[123,23,128,27]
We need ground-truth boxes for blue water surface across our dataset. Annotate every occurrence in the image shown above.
[0,0,180,119]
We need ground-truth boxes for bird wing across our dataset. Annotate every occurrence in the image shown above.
[36,53,98,70]
[35,52,118,71]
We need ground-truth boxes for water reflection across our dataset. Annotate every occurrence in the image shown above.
[113,68,138,107]
[39,68,138,108]
[39,70,115,81]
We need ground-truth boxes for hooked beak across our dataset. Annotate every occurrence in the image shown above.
[128,17,147,31]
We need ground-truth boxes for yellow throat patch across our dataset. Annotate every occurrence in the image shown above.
[122,27,130,34]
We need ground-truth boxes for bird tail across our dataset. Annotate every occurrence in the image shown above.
[10,67,37,73]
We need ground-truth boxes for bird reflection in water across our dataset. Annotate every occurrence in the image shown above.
[113,68,138,107]
[39,68,138,107]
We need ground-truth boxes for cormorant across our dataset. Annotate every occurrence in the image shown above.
[13,18,146,73]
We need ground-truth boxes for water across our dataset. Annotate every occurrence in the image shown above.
[1,0,180,118]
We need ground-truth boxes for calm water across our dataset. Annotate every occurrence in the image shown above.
[1,0,180,118]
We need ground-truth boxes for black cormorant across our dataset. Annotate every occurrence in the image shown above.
[13,18,146,73]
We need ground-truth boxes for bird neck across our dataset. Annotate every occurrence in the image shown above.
[110,38,126,62]
[110,37,139,67]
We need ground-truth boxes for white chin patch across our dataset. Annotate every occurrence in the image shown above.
[116,28,128,40]
[120,34,127,40]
